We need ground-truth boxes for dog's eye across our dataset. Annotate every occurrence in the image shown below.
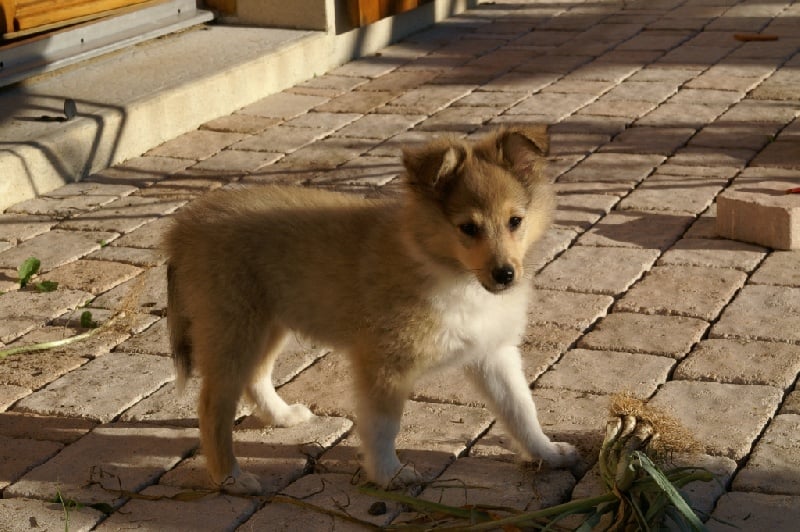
[458,222,480,237]
[508,216,523,231]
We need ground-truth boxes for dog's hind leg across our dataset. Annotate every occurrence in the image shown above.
[466,345,580,470]
[246,324,315,427]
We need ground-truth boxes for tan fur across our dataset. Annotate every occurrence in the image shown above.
[164,126,580,494]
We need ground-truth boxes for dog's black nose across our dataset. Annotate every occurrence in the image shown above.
[492,265,515,286]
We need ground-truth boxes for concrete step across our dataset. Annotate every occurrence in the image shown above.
[0,0,472,211]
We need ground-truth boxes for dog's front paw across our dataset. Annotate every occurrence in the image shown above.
[387,464,424,489]
[271,403,315,427]
[220,471,264,496]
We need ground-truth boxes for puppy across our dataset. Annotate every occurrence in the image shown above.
[164,126,579,495]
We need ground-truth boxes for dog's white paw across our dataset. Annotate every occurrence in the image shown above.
[220,470,263,496]
[271,403,315,427]
[541,441,581,469]
[387,464,424,488]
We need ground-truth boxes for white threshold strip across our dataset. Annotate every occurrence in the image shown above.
[0,0,214,87]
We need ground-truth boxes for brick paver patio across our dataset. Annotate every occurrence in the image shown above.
[1,0,799,529]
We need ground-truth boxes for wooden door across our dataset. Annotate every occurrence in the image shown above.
[1,0,154,38]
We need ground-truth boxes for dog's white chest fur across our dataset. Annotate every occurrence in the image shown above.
[428,280,528,367]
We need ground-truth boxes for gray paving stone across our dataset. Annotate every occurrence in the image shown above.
[58,196,184,234]
[417,105,500,133]
[533,246,659,295]
[310,156,403,188]
[115,317,170,356]
[146,130,246,160]
[110,215,173,250]
[650,381,782,460]
[332,113,424,139]
[558,153,665,184]
[200,112,280,134]
[314,89,400,114]
[136,169,232,198]
[615,265,746,320]
[675,339,800,389]
[0,229,119,272]
[43,259,142,295]
[600,126,695,156]
[536,348,673,397]
[5,423,199,508]
[0,498,103,532]
[690,122,775,151]
[160,416,352,495]
[241,497,368,531]
[507,92,597,122]
[417,457,574,512]
[92,264,167,315]
[751,250,800,287]
[0,347,87,391]
[0,385,29,411]
[0,412,95,443]
[733,414,800,495]
[0,435,62,490]
[98,484,257,531]
[278,351,354,417]
[553,192,618,231]
[189,148,279,174]
[319,400,493,483]
[0,289,93,343]
[239,91,330,119]
[617,176,725,215]
[6,194,120,218]
[87,245,166,267]
[577,211,694,250]
[658,237,767,271]
[708,492,800,531]
[527,289,613,330]
[578,312,708,358]
[87,155,192,187]
[14,352,173,422]
[711,285,800,344]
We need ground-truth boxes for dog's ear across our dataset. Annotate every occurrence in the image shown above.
[490,125,550,184]
[498,125,549,167]
[403,141,467,193]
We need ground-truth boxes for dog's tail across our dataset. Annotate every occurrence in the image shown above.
[167,263,192,392]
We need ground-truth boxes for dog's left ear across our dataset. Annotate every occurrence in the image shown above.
[493,126,550,184]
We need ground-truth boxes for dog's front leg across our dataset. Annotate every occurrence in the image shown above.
[467,345,580,469]
[355,380,421,487]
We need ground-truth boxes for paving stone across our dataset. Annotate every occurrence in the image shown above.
[615,265,746,320]
[600,126,695,155]
[0,385,28,411]
[110,215,173,250]
[0,288,93,343]
[711,285,800,344]
[92,264,167,315]
[232,126,326,154]
[135,170,231,198]
[58,196,184,234]
[263,137,374,173]
[43,259,141,295]
[553,192,618,231]
[658,237,766,271]
[0,435,62,490]
[527,289,613,329]
[5,194,119,218]
[239,92,329,119]
[637,102,728,128]
[319,400,493,483]
[87,245,166,267]
[453,89,527,108]
[416,458,574,513]
[732,414,800,495]
[160,416,352,495]
[0,498,103,532]
[0,347,87,391]
[536,348,673,396]
[278,351,355,417]
[618,177,724,215]
[649,381,782,460]
[718,99,800,126]
[616,29,693,51]
[521,323,584,382]
[0,229,119,272]
[481,71,560,92]
[310,156,403,188]
[87,155,192,188]
[0,412,95,443]
[5,423,199,508]
[146,130,245,160]
[675,339,800,389]
[576,98,657,120]
[200,113,280,134]
[295,73,369,93]
[14,352,173,422]
[708,492,800,531]
[314,89,400,114]
[534,246,659,295]
[752,139,800,169]
[577,211,693,250]
[241,497,368,531]
[356,69,440,92]
[686,64,771,92]
[717,180,800,250]
[558,153,664,184]
[379,84,473,115]
[332,113,424,140]
[578,312,708,358]
[115,317,170,356]
[689,123,775,151]
[506,92,597,122]
[416,105,500,133]
[189,148,280,173]
[600,81,682,104]
[98,484,257,531]
[750,250,800,287]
